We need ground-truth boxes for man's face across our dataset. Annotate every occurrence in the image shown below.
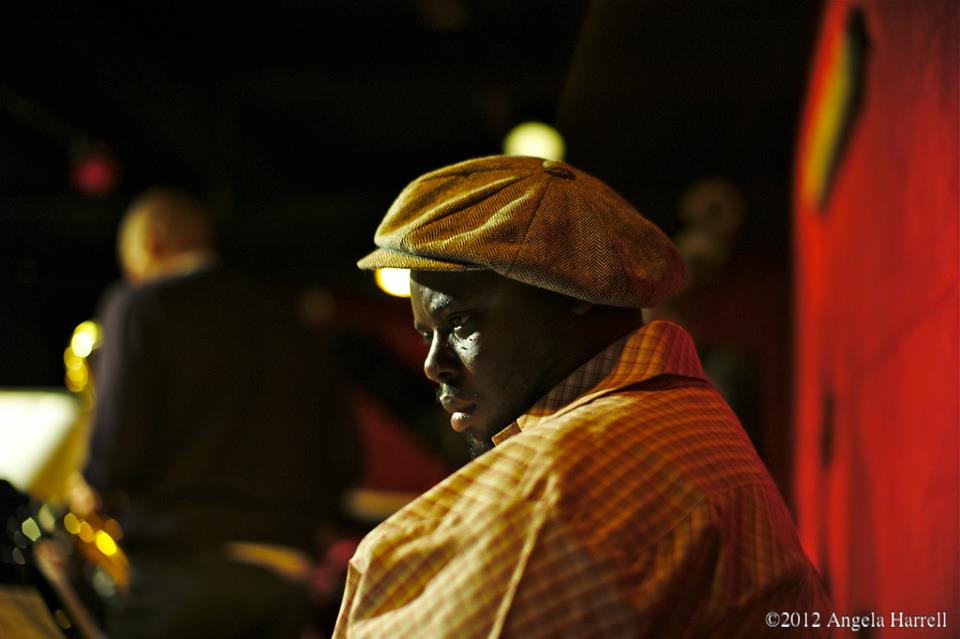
[411,270,570,455]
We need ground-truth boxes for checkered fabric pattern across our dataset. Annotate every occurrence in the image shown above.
[333,321,831,638]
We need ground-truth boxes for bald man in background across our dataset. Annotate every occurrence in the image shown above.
[84,188,359,638]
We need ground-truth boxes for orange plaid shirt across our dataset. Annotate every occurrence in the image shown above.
[334,321,830,638]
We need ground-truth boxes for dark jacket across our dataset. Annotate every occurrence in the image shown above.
[85,267,358,551]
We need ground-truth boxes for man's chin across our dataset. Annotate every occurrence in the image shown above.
[464,431,495,459]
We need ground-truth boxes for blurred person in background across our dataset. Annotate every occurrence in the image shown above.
[81,187,359,638]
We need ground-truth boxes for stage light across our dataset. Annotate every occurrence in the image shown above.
[64,512,81,535]
[70,144,119,198]
[65,361,88,392]
[91,569,117,598]
[95,530,118,556]
[375,268,411,298]
[103,518,123,541]
[78,521,95,543]
[38,505,56,532]
[0,391,78,490]
[503,122,565,160]
[21,517,41,542]
[70,321,101,358]
[53,609,72,631]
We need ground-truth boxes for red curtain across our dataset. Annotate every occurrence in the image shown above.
[794,2,958,636]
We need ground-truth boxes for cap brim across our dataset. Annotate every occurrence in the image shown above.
[356,247,487,272]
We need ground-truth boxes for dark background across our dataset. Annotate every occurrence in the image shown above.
[1,1,820,388]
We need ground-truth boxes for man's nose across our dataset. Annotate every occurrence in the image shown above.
[423,334,458,383]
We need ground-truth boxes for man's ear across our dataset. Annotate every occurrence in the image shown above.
[570,299,594,317]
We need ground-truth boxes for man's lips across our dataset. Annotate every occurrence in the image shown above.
[438,393,477,432]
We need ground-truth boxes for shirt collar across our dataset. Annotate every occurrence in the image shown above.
[491,320,706,446]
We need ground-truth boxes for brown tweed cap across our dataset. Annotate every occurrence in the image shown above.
[357,155,686,308]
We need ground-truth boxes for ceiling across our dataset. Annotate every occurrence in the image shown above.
[0,1,821,385]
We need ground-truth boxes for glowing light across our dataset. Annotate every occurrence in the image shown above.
[0,391,78,490]
[20,517,41,543]
[91,568,117,598]
[70,321,101,358]
[78,521,95,543]
[64,512,81,534]
[95,530,118,556]
[503,122,565,160]
[65,363,89,392]
[375,268,411,298]
[70,146,119,198]
[38,505,57,532]
[104,518,123,541]
[54,609,73,630]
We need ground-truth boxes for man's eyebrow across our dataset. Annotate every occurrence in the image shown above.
[426,293,468,317]
[413,301,451,332]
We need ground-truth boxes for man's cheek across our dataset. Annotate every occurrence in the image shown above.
[454,338,481,372]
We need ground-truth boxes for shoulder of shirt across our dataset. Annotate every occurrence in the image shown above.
[548,388,775,525]
[377,382,772,545]
[118,266,243,309]
[100,269,215,334]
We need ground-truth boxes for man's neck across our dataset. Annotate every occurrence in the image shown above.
[147,249,219,281]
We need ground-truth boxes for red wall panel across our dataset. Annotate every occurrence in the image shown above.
[794,2,958,636]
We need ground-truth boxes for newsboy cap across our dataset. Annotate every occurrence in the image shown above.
[357,155,686,308]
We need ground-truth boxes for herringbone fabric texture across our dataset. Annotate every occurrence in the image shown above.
[333,321,830,638]
[357,155,686,308]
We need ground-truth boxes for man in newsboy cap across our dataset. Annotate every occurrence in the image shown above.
[334,156,830,638]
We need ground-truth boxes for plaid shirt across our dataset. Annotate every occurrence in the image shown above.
[334,321,830,638]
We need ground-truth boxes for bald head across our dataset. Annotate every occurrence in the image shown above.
[118,188,217,284]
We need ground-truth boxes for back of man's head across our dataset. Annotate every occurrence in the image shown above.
[118,187,217,284]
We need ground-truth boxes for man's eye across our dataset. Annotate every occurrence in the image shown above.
[448,314,471,330]
[419,331,433,345]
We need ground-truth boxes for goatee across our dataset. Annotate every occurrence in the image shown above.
[465,432,495,459]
